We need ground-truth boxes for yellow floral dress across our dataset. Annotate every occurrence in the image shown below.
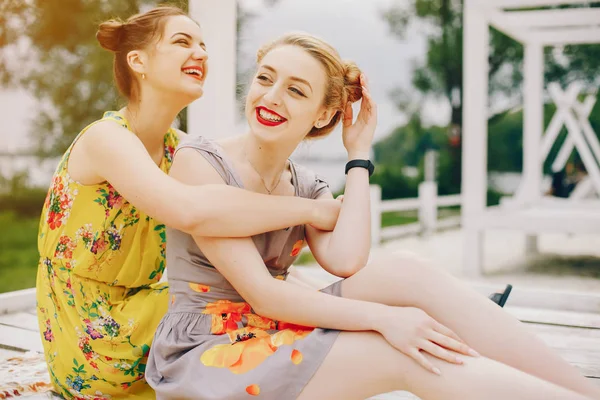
[36,111,179,399]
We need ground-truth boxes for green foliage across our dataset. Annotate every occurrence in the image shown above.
[370,166,419,200]
[0,212,39,293]
[0,171,47,217]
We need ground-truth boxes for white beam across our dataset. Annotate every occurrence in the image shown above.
[502,8,600,29]
[522,43,544,205]
[529,27,600,46]
[487,10,529,43]
[488,0,588,9]
[462,6,489,276]
[188,0,237,140]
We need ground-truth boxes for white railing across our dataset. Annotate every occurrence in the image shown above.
[370,182,462,245]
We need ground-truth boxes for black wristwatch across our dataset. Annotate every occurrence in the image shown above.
[345,159,375,177]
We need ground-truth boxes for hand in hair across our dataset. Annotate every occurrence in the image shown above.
[342,74,377,159]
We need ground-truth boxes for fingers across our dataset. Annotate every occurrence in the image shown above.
[429,331,478,357]
[409,349,441,376]
[420,339,463,365]
[336,195,344,202]
[342,102,353,128]
[432,321,464,344]
[432,323,480,357]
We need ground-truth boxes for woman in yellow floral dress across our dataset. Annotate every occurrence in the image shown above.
[35,7,341,399]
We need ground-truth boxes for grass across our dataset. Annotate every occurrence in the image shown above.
[0,212,40,293]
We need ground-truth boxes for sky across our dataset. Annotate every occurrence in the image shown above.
[0,0,449,159]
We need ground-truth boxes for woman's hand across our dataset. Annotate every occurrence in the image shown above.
[376,306,479,375]
[342,74,377,159]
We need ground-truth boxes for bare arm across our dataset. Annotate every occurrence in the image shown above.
[197,234,384,331]
[305,166,371,278]
[77,121,340,236]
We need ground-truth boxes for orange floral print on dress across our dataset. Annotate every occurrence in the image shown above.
[290,240,304,257]
[188,283,211,293]
[246,384,260,396]
[201,328,277,374]
[200,323,314,374]
[291,349,303,365]
[246,314,276,330]
[202,300,252,334]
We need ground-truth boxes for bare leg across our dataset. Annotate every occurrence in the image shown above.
[298,331,592,400]
[338,252,600,398]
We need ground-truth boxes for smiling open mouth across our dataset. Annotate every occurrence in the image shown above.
[182,66,204,81]
[256,107,287,127]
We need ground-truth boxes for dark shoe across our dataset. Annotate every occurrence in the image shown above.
[489,284,513,307]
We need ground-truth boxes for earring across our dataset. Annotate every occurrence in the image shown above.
[316,122,322,128]
[142,73,146,80]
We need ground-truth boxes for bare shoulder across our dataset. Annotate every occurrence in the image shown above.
[170,146,225,186]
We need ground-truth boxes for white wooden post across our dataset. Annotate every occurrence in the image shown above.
[188,0,237,139]
[462,1,489,276]
[369,185,382,247]
[424,150,437,182]
[522,41,544,255]
[418,181,437,235]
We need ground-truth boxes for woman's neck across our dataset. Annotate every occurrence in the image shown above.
[240,133,298,188]
[122,90,185,162]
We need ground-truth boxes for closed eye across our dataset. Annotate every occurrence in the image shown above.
[176,39,189,45]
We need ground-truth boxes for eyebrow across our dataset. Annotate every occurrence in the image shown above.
[262,65,313,93]
[171,32,205,47]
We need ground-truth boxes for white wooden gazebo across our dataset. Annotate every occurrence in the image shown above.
[462,0,600,276]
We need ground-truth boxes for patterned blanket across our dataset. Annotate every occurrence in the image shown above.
[0,352,53,398]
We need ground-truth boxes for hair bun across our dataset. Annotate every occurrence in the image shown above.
[96,20,124,52]
[343,61,362,104]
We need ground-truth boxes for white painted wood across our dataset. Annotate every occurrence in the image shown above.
[462,4,489,277]
[522,42,544,206]
[469,282,600,313]
[508,307,600,329]
[486,9,530,43]
[0,288,36,315]
[482,206,600,234]
[562,104,600,195]
[424,150,436,182]
[530,27,600,46]
[380,223,421,240]
[502,8,600,29]
[418,182,437,235]
[0,312,39,332]
[379,198,421,213]
[0,325,43,353]
[370,185,382,247]
[188,0,237,140]
[571,177,596,200]
[436,195,461,207]
[542,82,584,164]
[488,0,589,9]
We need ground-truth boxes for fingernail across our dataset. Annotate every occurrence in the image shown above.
[433,367,442,376]
[469,349,480,357]
[455,357,463,364]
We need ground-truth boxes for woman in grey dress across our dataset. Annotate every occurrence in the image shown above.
[146,33,600,400]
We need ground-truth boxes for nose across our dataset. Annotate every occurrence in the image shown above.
[263,85,283,106]
[192,45,208,62]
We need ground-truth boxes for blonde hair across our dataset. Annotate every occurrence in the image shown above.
[256,33,362,139]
